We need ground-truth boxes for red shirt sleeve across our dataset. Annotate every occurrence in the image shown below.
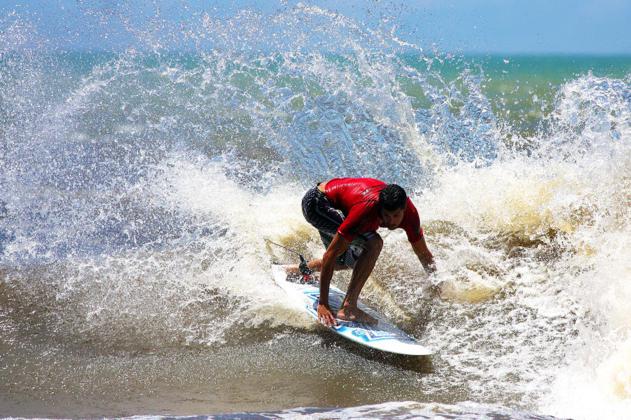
[402,198,424,243]
[337,201,377,242]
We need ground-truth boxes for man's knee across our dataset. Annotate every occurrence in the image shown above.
[364,234,383,255]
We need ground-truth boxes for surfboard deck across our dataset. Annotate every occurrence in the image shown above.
[272,265,432,356]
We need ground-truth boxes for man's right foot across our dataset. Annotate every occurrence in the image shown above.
[282,264,300,274]
[337,306,378,325]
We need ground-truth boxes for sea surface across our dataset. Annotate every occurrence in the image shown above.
[1,4,630,419]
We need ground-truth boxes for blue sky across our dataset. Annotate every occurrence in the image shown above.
[2,0,630,54]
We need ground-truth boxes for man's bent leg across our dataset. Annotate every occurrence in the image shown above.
[283,186,351,275]
[337,234,383,324]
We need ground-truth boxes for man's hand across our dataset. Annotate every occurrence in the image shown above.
[412,236,436,274]
[317,303,338,327]
[423,260,437,274]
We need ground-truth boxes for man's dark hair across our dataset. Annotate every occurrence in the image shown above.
[379,184,407,211]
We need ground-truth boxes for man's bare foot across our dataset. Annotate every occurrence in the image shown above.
[281,264,319,285]
[282,264,300,274]
[337,306,378,325]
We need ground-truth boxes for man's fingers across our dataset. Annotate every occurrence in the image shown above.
[319,312,337,327]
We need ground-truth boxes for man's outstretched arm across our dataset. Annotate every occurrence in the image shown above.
[411,235,436,274]
[318,233,350,326]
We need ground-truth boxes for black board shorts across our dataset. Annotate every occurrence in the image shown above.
[301,185,376,268]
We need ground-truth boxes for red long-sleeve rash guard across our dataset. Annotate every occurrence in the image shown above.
[323,178,424,243]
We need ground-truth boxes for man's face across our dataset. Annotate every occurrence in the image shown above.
[381,207,405,230]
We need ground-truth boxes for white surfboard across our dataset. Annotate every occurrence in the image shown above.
[272,265,432,356]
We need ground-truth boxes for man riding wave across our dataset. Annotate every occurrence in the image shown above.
[286,178,435,327]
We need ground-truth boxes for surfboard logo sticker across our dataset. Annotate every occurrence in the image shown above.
[336,324,399,343]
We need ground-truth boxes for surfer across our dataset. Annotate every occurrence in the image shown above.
[286,178,435,327]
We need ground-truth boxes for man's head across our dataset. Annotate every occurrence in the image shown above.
[379,184,407,229]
